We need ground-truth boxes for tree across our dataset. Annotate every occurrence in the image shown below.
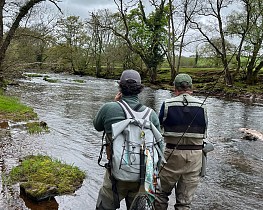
[0,0,61,86]
[200,37,235,67]
[189,0,235,86]
[169,0,197,83]
[227,0,263,84]
[226,3,250,77]
[97,0,168,84]
[87,10,114,77]
[6,5,59,70]
[54,16,89,74]
[166,0,177,84]
[240,0,263,84]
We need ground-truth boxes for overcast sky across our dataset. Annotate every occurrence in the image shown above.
[57,0,117,18]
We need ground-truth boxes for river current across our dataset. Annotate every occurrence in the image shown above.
[0,73,262,210]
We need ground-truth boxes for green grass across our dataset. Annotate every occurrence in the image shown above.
[0,95,37,121]
[8,155,86,201]
[26,121,49,134]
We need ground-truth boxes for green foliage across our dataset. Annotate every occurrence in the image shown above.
[51,16,90,73]
[8,155,86,200]
[121,1,168,82]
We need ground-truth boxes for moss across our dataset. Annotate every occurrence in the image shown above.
[43,76,58,83]
[26,121,49,134]
[73,79,85,83]
[24,73,43,77]
[9,155,86,201]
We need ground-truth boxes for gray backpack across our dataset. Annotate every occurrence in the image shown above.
[111,100,163,182]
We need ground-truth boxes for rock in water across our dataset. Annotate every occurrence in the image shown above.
[239,128,263,141]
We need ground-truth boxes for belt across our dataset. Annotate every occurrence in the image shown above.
[166,143,203,150]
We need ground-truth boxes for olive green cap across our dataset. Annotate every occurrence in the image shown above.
[174,73,192,86]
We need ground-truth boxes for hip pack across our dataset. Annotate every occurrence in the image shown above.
[111,100,163,182]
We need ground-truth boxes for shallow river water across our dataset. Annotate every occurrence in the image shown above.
[0,73,263,210]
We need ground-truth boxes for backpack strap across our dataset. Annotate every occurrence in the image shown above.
[118,100,152,120]
[134,103,143,111]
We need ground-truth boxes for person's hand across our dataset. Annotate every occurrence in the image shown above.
[114,92,122,101]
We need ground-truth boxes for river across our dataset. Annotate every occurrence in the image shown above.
[0,73,262,210]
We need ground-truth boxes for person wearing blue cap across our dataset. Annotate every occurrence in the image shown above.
[155,73,208,210]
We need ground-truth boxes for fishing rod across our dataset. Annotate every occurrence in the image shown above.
[159,52,237,173]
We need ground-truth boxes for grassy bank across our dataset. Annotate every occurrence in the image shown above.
[0,94,37,122]
[96,67,263,100]
[0,92,49,133]
[0,92,85,201]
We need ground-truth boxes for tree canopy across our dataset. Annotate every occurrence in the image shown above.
[0,0,262,87]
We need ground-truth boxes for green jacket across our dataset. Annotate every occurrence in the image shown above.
[93,95,161,134]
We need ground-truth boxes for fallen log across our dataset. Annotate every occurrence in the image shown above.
[239,128,263,141]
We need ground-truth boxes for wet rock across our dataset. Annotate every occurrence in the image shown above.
[239,128,263,141]
[0,121,9,129]
[20,182,59,202]
[243,133,257,141]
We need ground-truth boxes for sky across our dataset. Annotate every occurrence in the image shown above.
[56,0,117,18]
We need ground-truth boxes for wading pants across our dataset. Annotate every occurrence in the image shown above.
[96,170,140,210]
[154,148,202,210]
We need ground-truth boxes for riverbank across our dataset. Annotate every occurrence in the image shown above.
[0,90,86,204]
[96,68,263,103]
[23,68,263,103]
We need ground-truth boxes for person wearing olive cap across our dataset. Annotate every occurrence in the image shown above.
[155,73,208,210]
[93,69,162,210]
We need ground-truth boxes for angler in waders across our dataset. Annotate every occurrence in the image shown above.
[154,74,208,210]
[93,69,161,210]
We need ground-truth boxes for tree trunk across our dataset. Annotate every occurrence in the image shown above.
[0,0,4,45]
[246,60,263,85]
[95,58,102,77]
[254,60,263,78]
[222,57,233,86]
[168,0,177,85]
[147,66,157,84]
[0,0,46,86]
[246,41,262,84]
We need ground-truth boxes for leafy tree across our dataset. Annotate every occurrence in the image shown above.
[189,0,235,86]
[200,38,235,67]
[0,0,61,87]
[87,10,115,77]
[54,16,89,74]
[97,0,168,84]
[227,0,263,84]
